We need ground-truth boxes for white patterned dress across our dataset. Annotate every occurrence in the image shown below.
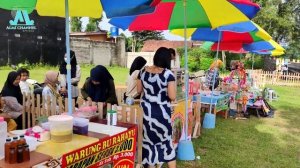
[138,68,176,166]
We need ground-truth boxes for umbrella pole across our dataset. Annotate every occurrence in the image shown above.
[209,32,222,114]
[252,54,254,70]
[183,3,189,142]
[65,0,72,115]
[177,0,195,161]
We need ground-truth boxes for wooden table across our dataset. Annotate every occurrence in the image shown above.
[193,93,231,119]
[0,151,52,168]
[0,119,136,168]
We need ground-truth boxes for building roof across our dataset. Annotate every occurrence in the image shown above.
[70,31,107,36]
[141,40,195,52]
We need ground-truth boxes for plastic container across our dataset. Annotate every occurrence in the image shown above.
[48,115,73,143]
[73,117,89,135]
[0,117,7,159]
[107,110,117,126]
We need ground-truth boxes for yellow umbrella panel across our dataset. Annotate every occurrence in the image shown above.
[36,0,102,18]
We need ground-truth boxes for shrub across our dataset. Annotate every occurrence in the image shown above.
[177,47,215,72]
[244,55,264,69]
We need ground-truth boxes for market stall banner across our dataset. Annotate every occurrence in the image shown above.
[171,99,193,147]
[61,126,137,168]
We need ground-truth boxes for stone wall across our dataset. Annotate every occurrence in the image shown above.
[126,52,155,68]
[70,37,125,66]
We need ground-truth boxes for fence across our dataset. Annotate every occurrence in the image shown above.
[22,93,144,167]
[248,70,300,87]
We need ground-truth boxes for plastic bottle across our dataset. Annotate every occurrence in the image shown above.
[18,135,26,146]
[0,117,7,159]
[11,137,18,149]
[9,147,16,164]
[11,137,18,163]
[17,145,23,163]
[5,138,12,162]
[23,144,30,161]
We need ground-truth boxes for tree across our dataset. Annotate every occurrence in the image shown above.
[253,0,296,42]
[253,0,300,59]
[70,17,82,32]
[120,33,134,52]
[131,31,164,52]
[85,18,102,32]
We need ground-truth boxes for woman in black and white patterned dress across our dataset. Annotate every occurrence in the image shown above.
[137,47,176,168]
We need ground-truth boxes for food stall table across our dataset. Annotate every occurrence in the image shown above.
[0,120,138,168]
[0,151,52,168]
[35,134,99,158]
[193,92,231,118]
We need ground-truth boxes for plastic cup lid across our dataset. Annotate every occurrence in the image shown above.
[48,115,73,121]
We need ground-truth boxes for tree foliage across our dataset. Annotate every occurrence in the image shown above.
[120,33,134,52]
[70,17,82,32]
[85,18,102,32]
[253,0,296,42]
[253,0,300,59]
[131,31,164,52]
[177,48,215,72]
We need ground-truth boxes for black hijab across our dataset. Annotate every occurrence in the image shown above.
[1,71,23,104]
[129,56,147,75]
[59,50,77,78]
[88,65,114,102]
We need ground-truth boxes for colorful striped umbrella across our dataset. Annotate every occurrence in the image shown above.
[109,0,260,31]
[252,50,285,56]
[101,0,160,18]
[0,0,36,13]
[36,0,102,18]
[108,0,261,152]
[203,40,285,54]
[171,21,272,43]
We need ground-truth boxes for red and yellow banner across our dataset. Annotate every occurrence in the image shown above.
[61,126,137,168]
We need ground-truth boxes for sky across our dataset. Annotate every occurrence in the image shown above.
[81,14,184,41]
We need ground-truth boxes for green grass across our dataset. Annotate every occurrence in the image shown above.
[1,65,299,167]
[0,65,129,89]
[176,85,300,168]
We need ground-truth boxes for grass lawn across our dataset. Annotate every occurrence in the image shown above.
[176,85,300,168]
[0,65,299,167]
[0,65,129,89]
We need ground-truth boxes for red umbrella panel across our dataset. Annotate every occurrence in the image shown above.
[109,0,260,31]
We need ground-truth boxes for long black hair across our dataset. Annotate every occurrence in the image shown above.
[59,50,77,78]
[153,47,171,69]
[129,56,147,75]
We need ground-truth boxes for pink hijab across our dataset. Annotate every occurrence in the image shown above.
[44,71,59,86]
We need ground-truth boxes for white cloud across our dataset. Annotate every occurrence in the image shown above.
[81,13,184,41]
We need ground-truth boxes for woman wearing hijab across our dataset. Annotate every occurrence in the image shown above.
[42,71,61,106]
[124,56,147,101]
[1,71,24,129]
[59,50,81,103]
[81,65,118,105]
